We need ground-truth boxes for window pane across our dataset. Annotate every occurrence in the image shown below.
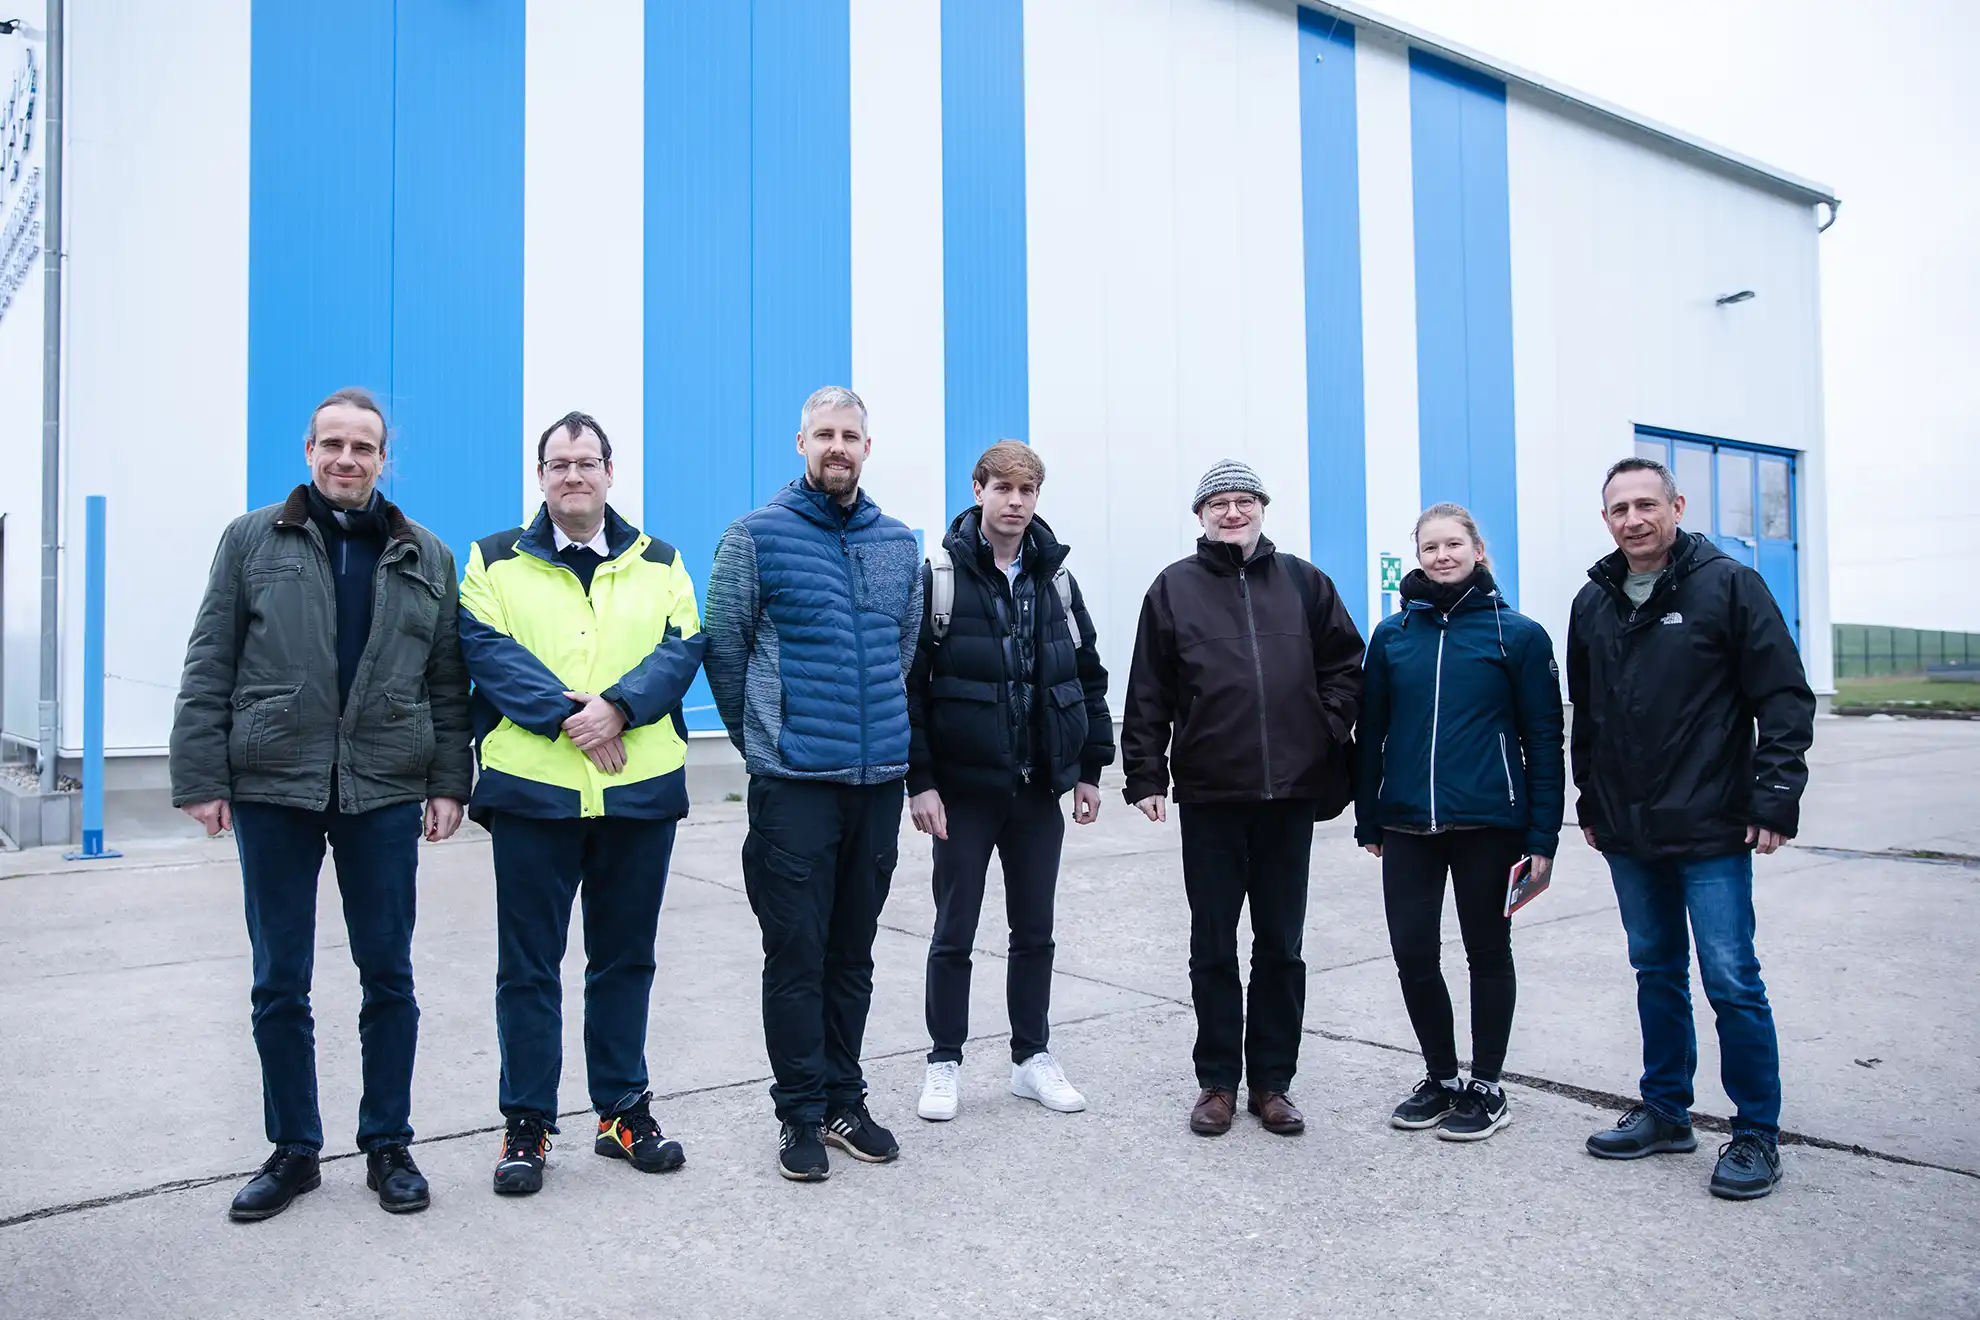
[1674,446,1713,527]
[1719,451,1754,537]
[1760,458,1791,539]
[1635,437,1667,463]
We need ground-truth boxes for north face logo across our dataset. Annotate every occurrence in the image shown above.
[1661,612,1683,625]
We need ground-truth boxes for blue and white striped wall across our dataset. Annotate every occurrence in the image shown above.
[39,0,1830,755]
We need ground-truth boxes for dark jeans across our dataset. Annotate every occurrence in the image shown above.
[1606,851,1782,1138]
[1178,799,1314,1094]
[232,798,422,1154]
[1381,828,1521,1083]
[490,812,677,1121]
[925,787,1065,1066]
[742,775,904,1124]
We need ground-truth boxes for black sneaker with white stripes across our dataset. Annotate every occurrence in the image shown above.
[1390,1076,1462,1130]
[1436,1079,1511,1142]
[779,1120,830,1182]
[824,1099,900,1163]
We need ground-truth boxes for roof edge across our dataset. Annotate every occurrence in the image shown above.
[1298,0,1840,211]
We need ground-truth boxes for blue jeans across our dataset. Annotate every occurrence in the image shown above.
[232,799,423,1154]
[1606,852,1781,1138]
[490,813,677,1121]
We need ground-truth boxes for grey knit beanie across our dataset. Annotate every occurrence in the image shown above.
[1192,459,1271,513]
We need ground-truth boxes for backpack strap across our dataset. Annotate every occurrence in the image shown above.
[1052,567,1083,652]
[928,544,955,641]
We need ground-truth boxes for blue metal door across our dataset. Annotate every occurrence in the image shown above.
[1633,427,1800,648]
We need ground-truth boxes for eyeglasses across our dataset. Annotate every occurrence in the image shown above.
[1203,495,1258,516]
[542,458,605,477]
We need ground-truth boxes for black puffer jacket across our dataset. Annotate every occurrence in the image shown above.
[906,511,1113,798]
[1566,530,1815,858]
[1122,536,1364,814]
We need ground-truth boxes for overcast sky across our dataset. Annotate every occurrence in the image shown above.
[1377,0,1978,632]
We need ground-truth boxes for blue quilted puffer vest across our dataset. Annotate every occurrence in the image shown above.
[742,481,920,778]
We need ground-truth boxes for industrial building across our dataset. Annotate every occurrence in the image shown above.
[0,0,1837,806]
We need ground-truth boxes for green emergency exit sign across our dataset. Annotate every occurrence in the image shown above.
[1380,554,1403,593]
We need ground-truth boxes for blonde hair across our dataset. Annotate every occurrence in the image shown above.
[1413,502,1490,569]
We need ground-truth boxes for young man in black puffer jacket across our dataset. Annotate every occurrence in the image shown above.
[905,441,1113,1124]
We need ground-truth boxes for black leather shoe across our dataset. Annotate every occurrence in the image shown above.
[229,1149,321,1222]
[1586,1103,1698,1159]
[366,1144,431,1214]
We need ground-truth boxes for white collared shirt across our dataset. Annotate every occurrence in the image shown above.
[552,522,610,556]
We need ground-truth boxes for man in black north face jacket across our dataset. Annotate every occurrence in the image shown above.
[1568,456,1814,1202]
[905,443,1112,1123]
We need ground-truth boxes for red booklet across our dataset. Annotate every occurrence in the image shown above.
[1504,855,1548,918]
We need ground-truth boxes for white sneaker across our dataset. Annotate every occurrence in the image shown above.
[1011,1052,1086,1113]
[918,1061,960,1121]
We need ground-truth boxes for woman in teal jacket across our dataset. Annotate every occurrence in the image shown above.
[1354,504,1564,1141]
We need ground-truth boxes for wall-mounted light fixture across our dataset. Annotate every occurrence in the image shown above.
[1715,290,1756,306]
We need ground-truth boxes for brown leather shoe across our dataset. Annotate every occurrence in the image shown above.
[1189,1088,1237,1136]
[1248,1088,1306,1135]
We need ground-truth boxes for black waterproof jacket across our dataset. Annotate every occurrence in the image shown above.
[906,511,1113,798]
[1122,536,1364,814]
[1566,530,1815,858]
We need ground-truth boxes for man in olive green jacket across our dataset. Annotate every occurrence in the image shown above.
[169,387,472,1222]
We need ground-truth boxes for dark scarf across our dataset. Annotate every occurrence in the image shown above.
[1399,565,1497,615]
[304,483,389,543]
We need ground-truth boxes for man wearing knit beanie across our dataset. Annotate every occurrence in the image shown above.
[1122,459,1365,1140]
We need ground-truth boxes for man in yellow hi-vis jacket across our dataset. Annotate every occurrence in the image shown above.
[459,410,705,1198]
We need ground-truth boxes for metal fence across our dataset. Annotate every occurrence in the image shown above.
[1833,625,1980,679]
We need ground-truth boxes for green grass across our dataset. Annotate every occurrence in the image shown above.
[1834,676,1980,711]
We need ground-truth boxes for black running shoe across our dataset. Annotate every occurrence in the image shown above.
[596,1093,686,1174]
[779,1120,830,1182]
[493,1115,553,1195]
[825,1099,900,1164]
[1390,1077,1462,1130]
[1437,1079,1511,1142]
[1710,1133,1783,1200]
[1586,1104,1698,1160]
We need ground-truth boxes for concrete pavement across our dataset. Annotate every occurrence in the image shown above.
[2,716,1976,1317]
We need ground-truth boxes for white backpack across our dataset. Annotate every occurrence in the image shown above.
[927,544,1081,650]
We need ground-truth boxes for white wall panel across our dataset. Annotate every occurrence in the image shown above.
[1028,0,1306,698]
[64,0,250,753]
[1353,29,1422,622]
[1506,91,1830,688]
[849,0,947,547]
[523,0,644,527]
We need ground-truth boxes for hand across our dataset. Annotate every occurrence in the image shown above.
[1134,794,1167,823]
[1531,854,1554,885]
[1073,782,1102,825]
[183,799,231,836]
[584,737,628,776]
[1747,825,1788,855]
[562,691,628,752]
[1363,843,1383,858]
[424,796,464,842]
[1582,826,1598,850]
[909,789,948,841]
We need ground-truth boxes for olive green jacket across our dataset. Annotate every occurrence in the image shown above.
[168,485,473,813]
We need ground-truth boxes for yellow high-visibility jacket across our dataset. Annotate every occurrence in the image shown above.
[458,505,704,820]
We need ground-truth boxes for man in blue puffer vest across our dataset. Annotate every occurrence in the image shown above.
[703,385,924,1183]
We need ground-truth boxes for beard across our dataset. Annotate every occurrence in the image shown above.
[813,460,859,496]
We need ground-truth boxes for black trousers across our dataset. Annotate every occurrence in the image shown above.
[489,812,677,1121]
[925,787,1065,1066]
[1380,828,1521,1083]
[1178,799,1314,1094]
[742,775,905,1124]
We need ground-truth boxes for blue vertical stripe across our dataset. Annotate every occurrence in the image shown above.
[645,1,853,730]
[1297,12,1368,625]
[1409,52,1518,604]
[941,0,1030,517]
[751,2,854,501]
[246,0,394,511]
[388,0,527,560]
